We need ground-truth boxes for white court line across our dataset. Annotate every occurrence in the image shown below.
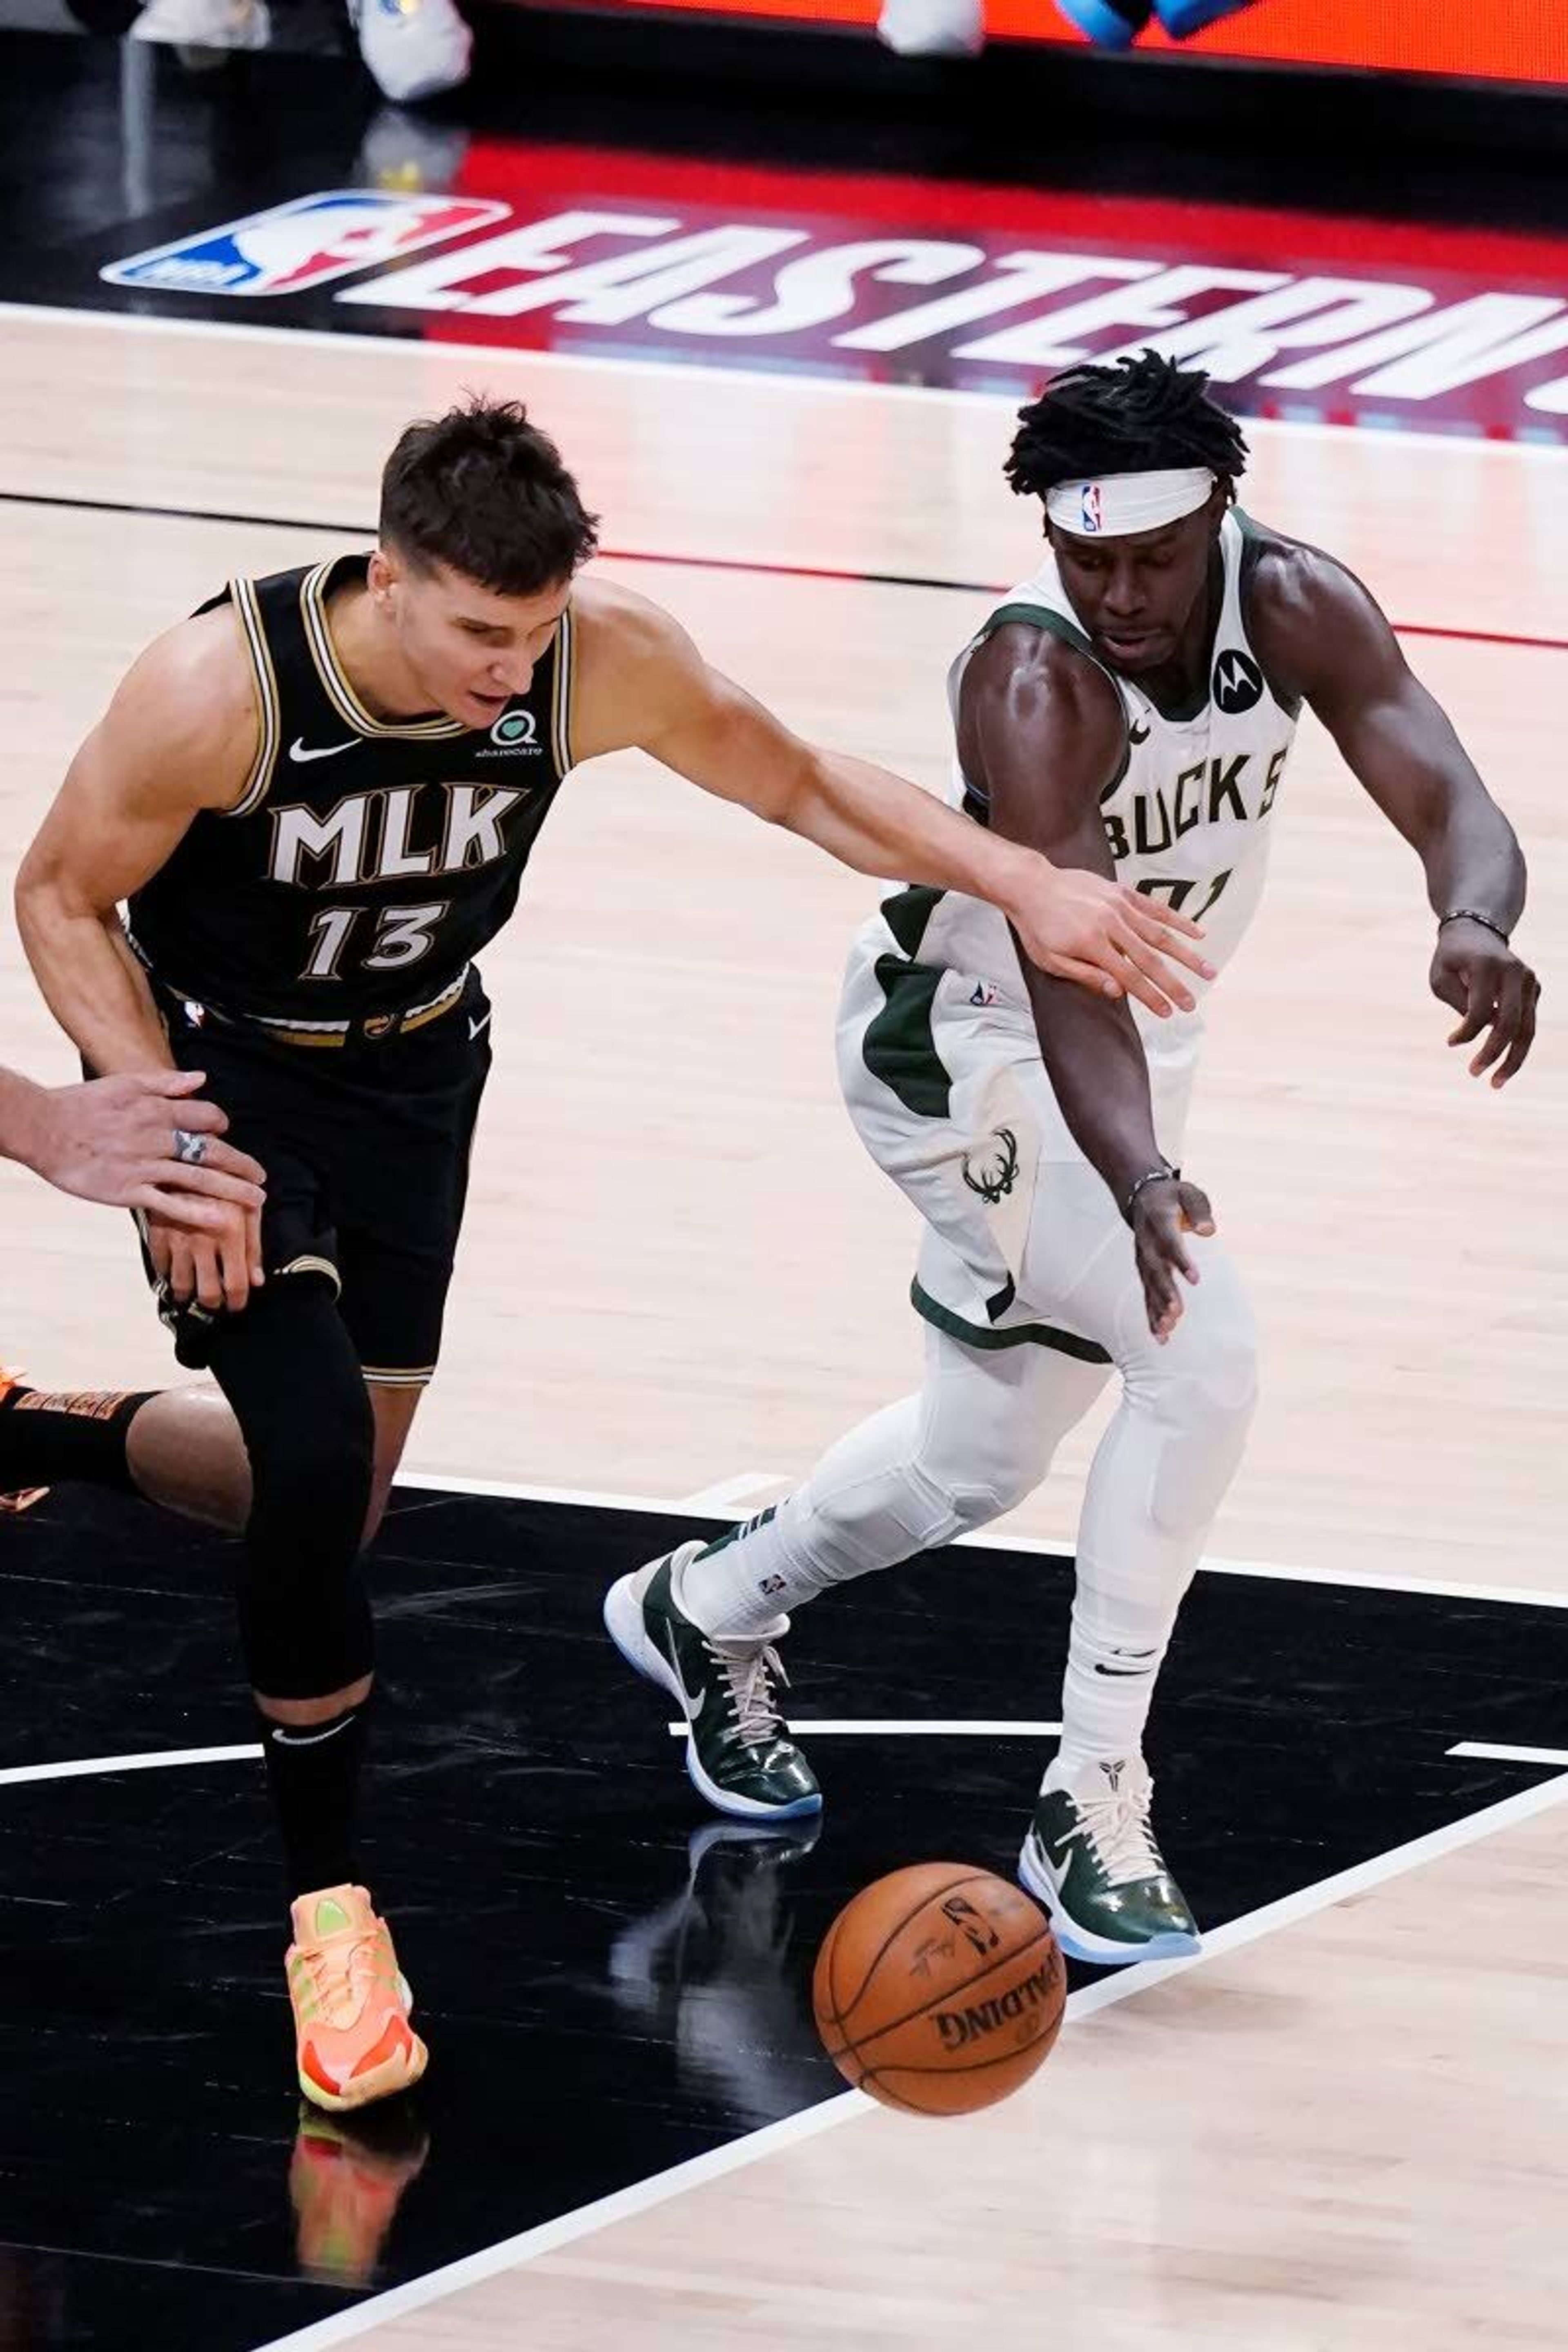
[0,1742,261,1789]
[666,1718,1059,1738]
[1060,1762,1568,2023]
[0,301,1561,461]
[395,1468,702,1517]
[10,1730,1550,1790]
[392,1466,1568,1611]
[674,1472,785,1511]
[1449,1740,1568,1767]
[254,1761,1568,2352]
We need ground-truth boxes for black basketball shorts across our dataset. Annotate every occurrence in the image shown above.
[145,970,494,1387]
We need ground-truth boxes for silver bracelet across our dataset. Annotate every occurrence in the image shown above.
[1123,1163,1180,1224]
[1440,909,1511,946]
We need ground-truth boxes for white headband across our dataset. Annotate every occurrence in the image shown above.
[1046,468,1215,539]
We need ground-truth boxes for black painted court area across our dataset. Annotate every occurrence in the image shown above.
[0,1481,1565,2350]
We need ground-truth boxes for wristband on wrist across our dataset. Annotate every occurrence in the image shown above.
[1439,909,1510,946]
[1123,1163,1180,1224]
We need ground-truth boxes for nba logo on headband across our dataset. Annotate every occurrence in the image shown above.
[1047,469,1216,539]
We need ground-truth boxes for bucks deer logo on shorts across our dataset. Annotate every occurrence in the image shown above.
[962,1127,1020,1206]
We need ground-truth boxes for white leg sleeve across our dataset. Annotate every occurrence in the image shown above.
[1043,1176,1260,1770]
[679,1322,1109,1639]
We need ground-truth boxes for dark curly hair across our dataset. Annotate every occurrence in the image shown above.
[1005,351,1249,503]
[379,395,600,595]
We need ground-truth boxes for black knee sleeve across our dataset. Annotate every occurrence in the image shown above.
[207,1275,376,1700]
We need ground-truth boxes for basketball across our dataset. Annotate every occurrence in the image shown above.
[813,1862,1065,2117]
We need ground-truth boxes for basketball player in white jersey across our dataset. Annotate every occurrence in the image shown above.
[608,351,1539,1965]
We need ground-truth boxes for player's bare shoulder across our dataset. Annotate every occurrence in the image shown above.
[1239,516,1381,702]
[958,617,1124,790]
[1238,514,1335,608]
[566,572,707,762]
[100,602,263,814]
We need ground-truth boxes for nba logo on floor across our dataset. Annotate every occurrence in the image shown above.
[99,190,509,298]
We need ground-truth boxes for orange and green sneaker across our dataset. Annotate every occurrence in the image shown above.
[286,1884,427,2113]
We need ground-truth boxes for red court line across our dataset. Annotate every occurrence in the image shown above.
[599,544,1568,656]
[2,492,1562,656]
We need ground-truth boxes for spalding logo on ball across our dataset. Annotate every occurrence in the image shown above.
[813,1862,1065,2116]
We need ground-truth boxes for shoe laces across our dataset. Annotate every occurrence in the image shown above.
[1063,1767,1163,1888]
[300,1925,395,2029]
[710,1637,790,1748]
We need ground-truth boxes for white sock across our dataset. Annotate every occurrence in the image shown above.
[671,1529,788,1644]
[1054,1604,1168,1777]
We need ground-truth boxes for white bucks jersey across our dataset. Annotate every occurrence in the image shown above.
[854,509,1298,1152]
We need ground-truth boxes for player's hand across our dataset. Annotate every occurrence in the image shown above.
[1013,866,1217,1020]
[25,1069,267,1232]
[148,1196,260,1317]
[1129,1177,1216,1341]
[1430,923,1540,1088]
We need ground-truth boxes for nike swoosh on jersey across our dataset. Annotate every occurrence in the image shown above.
[289,736,360,764]
[468,1011,492,1040]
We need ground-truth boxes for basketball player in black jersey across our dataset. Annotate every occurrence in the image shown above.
[4,397,1210,2111]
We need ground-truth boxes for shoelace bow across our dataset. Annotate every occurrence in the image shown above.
[1064,1781,1164,1888]
[710,1639,791,1746]
[301,1929,393,2027]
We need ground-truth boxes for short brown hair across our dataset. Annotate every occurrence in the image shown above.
[379,396,599,594]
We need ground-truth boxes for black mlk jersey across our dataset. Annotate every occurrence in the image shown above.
[128,552,576,1027]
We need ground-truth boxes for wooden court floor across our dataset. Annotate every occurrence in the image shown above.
[2,310,1566,2349]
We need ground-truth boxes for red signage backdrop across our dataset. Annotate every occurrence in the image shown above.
[599,0,1568,88]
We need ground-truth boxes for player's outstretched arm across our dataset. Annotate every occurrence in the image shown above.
[0,1064,266,1225]
[963,625,1216,1340]
[590,590,1214,1020]
[1252,546,1538,1088]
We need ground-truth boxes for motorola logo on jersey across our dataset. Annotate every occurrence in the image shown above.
[1212,650,1265,713]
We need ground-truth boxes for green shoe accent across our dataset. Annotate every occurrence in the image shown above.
[1018,1757,1200,1965]
[312,1896,353,1937]
[604,1543,822,1822]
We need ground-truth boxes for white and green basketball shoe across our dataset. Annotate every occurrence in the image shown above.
[1019,1755,1200,1964]
[604,1541,822,1822]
